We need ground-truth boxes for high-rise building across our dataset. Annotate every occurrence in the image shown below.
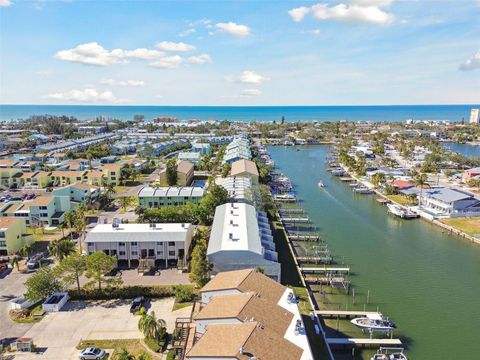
[469,108,480,124]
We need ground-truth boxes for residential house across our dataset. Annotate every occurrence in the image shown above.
[137,186,204,209]
[207,203,280,281]
[420,187,480,218]
[0,217,33,256]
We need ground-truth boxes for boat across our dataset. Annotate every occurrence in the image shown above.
[331,169,346,176]
[371,347,408,360]
[351,313,396,332]
[387,204,419,219]
[318,181,325,188]
[353,187,373,194]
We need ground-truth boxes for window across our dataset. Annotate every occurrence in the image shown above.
[39,206,47,210]
[119,242,126,246]
[131,251,138,255]
[156,242,163,246]
[119,251,126,256]
[157,251,163,256]
[168,242,175,246]
[40,213,48,218]
[0,232,5,238]
[168,250,175,257]
[0,241,6,247]
[131,242,137,246]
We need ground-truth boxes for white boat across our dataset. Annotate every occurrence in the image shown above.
[371,347,408,360]
[387,203,418,219]
[318,181,325,188]
[351,313,396,332]
[353,187,373,194]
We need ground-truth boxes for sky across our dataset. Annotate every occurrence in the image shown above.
[0,0,479,106]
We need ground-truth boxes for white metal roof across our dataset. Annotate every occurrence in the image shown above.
[86,223,192,243]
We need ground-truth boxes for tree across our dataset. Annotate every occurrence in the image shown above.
[119,196,133,212]
[19,243,33,258]
[58,252,87,292]
[118,348,135,360]
[189,240,211,288]
[74,217,87,253]
[85,252,117,290]
[415,173,429,208]
[166,158,177,186]
[25,266,62,302]
[64,210,76,241]
[10,255,20,271]
[138,311,167,341]
[48,239,76,261]
[221,163,231,177]
[371,172,386,188]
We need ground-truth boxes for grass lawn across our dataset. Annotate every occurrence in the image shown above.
[172,301,192,311]
[114,186,130,193]
[440,218,480,237]
[77,339,153,360]
[11,305,45,324]
[386,194,417,206]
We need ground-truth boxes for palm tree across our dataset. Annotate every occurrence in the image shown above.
[64,210,76,241]
[19,244,33,258]
[415,173,429,208]
[138,311,167,340]
[48,239,76,261]
[119,196,132,212]
[74,217,86,253]
[10,255,20,271]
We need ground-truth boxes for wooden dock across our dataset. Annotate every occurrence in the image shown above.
[340,177,355,182]
[301,267,350,274]
[326,338,402,348]
[288,234,320,242]
[281,217,311,223]
[315,310,381,319]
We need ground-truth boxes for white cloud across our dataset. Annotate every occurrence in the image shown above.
[178,28,196,37]
[43,88,124,103]
[155,41,196,52]
[288,6,310,22]
[237,70,270,84]
[241,88,262,97]
[215,22,250,37]
[100,79,145,87]
[289,1,394,25]
[149,55,183,69]
[459,51,480,71]
[0,0,12,7]
[187,54,212,64]
[54,42,165,66]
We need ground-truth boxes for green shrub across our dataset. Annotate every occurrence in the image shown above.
[166,349,175,360]
[172,285,194,303]
[144,337,165,353]
[68,285,176,300]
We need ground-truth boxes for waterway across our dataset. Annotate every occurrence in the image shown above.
[268,145,480,360]
[441,142,480,159]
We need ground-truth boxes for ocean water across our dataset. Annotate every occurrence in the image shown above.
[0,104,475,122]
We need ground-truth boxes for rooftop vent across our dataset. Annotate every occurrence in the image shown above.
[229,233,233,240]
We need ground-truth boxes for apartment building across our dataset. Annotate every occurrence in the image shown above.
[0,217,33,256]
[137,186,204,208]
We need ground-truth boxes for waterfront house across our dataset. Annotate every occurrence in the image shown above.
[223,137,251,164]
[420,187,480,218]
[0,217,33,256]
[207,203,280,281]
[85,222,194,268]
[230,159,259,184]
[137,186,205,208]
[159,160,194,186]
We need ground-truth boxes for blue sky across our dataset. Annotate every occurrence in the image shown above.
[0,0,479,105]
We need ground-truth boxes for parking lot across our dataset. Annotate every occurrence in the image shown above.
[12,297,192,360]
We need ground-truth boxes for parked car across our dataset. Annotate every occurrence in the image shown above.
[130,296,146,313]
[26,253,44,269]
[78,347,106,360]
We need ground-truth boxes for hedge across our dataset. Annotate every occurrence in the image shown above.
[69,285,191,301]
[144,337,165,353]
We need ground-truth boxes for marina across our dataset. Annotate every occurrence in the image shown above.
[268,145,480,359]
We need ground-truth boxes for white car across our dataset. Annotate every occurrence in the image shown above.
[79,348,106,360]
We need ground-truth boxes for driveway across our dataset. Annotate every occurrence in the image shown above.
[0,268,35,341]
[16,297,192,360]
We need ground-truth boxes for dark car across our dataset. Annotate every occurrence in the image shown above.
[130,296,146,313]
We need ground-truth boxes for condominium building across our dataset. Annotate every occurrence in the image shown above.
[223,137,251,164]
[215,176,252,202]
[230,159,259,184]
[207,203,280,280]
[159,160,194,186]
[85,222,194,268]
[469,108,480,124]
[0,217,33,256]
[178,151,201,166]
[137,186,205,208]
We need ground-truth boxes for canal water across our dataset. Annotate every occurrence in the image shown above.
[441,142,480,158]
[268,145,480,360]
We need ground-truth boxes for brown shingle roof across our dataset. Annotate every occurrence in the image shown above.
[194,292,293,336]
[200,269,287,305]
[231,159,259,177]
[186,322,303,360]
[28,196,54,207]
[176,160,194,174]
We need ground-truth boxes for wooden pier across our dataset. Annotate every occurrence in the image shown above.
[281,217,311,223]
[301,267,350,274]
[315,310,381,319]
[288,234,320,242]
[326,338,402,348]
